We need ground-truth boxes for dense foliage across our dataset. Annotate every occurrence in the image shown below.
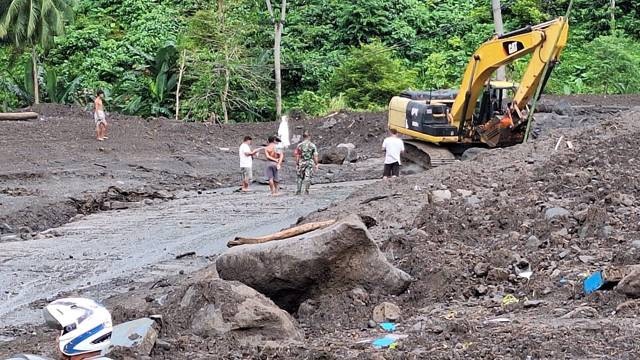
[1,0,639,120]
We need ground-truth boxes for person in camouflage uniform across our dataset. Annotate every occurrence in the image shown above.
[295,131,319,195]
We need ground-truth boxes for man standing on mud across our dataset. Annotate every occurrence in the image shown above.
[94,90,108,141]
[264,136,283,196]
[382,128,405,179]
[239,136,260,192]
[295,131,319,195]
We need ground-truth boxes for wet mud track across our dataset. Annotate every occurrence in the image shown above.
[0,181,370,327]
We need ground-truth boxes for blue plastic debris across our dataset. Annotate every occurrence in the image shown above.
[372,336,396,349]
[584,271,605,294]
[379,322,396,332]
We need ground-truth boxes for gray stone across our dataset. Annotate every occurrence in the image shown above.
[631,240,640,250]
[111,318,158,356]
[155,339,171,351]
[216,215,412,312]
[108,201,129,210]
[456,189,473,197]
[0,234,19,242]
[466,196,481,206]
[602,225,614,238]
[368,319,377,328]
[523,300,545,308]
[432,190,452,203]
[319,118,337,129]
[578,255,595,264]
[620,194,635,207]
[372,302,401,323]
[473,262,490,277]
[337,143,358,163]
[320,148,346,165]
[525,235,542,249]
[545,207,571,220]
[617,269,640,298]
[183,280,302,341]
[475,285,488,296]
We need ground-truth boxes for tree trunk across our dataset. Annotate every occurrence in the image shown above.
[31,47,40,104]
[266,0,286,120]
[175,50,186,121]
[491,0,506,81]
[611,0,616,33]
[273,22,283,120]
[219,0,230,123]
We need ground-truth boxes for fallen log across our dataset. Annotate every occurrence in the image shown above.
[228,219,336,247]
[0,112,39,121]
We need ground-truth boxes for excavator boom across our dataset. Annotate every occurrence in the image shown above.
[450,17,570,132]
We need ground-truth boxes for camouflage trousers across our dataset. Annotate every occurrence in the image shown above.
[296,161,314,195]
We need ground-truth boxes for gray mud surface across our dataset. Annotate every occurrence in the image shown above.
[2,95,640,359]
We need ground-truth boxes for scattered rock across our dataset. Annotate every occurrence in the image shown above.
[216,214,412,312]
[368,319,377,328]
[579,255,596,264]
[473,262,490,277]
[545,207,571,220]
[525,235,542,249]
[466,196,481,206]
[432,190,452,203]
[602,225,614,238]
[617,268,640,298]
[456,189,473,197]
[372,302,401,323]
[631,240,640,250]
[475,285,488,296]
[523,300,545,308]
[620,194,635,207]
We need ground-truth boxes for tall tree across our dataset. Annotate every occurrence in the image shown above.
[0,0,75,104]
[265,0,286,120]
[491,0,506,81]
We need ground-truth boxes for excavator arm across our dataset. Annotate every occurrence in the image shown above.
[450,17,570,133]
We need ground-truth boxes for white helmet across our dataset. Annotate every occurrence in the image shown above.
[43,298,112,357]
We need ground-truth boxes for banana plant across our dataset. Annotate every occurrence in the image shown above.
[43,67,83,104]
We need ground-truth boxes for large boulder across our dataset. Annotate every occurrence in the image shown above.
[216,214,413,311]
[174,280,302,342]
[337,143,358,163]
[107,267,302,345]
[320,144,358,165]
[320,147,347,164]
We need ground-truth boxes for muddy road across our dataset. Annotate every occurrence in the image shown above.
[0,180,371,328]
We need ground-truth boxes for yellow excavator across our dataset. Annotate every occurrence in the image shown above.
[388,17,569,167]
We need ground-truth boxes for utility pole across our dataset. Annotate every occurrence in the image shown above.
[491,0,506,81]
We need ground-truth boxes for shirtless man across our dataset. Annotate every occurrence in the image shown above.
[94,90,107,141]
[264,136,283,196]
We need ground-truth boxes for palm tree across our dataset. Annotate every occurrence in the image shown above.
[0,0,75,104]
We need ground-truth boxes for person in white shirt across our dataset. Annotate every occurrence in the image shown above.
[239,136,260,192]
[382,128,405,179]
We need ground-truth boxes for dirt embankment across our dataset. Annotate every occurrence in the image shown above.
[0,105,388,237]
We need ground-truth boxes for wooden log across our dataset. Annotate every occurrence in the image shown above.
[0,112,39,121]
[228,219,336,247]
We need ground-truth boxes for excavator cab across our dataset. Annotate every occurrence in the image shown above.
[473,81,518,126]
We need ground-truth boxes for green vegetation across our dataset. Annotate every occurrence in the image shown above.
[1,0,639,120]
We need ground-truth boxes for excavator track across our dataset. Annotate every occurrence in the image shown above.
[402,140,457,169]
